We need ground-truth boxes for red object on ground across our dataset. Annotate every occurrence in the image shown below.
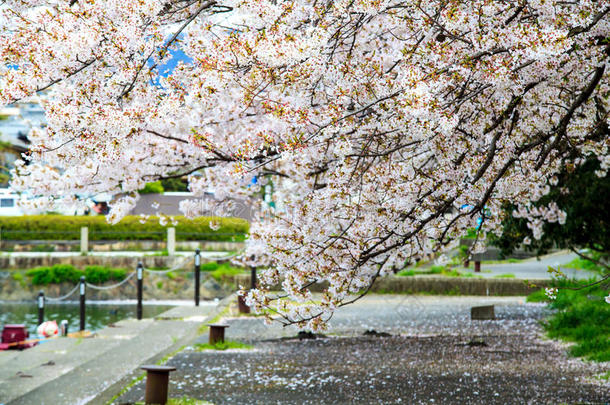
[1,324,37,350]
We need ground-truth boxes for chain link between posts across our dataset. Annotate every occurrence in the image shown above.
[85,271,136,290]
[142,257,193,274]
[40,251,245,297]
[45,284,80,302]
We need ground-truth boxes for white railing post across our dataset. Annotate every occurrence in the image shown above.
[167,227,176,256]
[80,227,88,254]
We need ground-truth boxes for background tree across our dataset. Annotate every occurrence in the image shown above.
[0,1,608,329]
[491,158,609,270]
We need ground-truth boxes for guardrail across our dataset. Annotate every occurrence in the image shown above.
[34,250,250,332]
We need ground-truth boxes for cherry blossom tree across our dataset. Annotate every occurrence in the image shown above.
[1,0,608,329]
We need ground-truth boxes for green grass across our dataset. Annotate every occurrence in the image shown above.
[493,273,516,278]
[482,258,522,264]
[194,341,253,351]
[135,397,212,405]
[205,263,247,282]
[527,278,609,362]
[563,257,606,274]
[397,265,481,278]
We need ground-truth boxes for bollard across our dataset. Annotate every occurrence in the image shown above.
[167,227,176,256]
[60,320,68,337]
[37,291,45,326]
[208,324,229,345]
[141,365,176,405]
[464,259,470,268]
[471,305,495,320]
[137,262,143,320]
[79,276,86,331]
[474,261,481,272]
[194,249,201,307]
[237,295,250,314]
[80,226,88,253]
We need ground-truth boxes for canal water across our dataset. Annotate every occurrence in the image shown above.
[0,301,179,335]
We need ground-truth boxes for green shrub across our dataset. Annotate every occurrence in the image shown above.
[140,181,164,194]
[528,279,609,362]
[0,215,249,242]
[200,261,219,271]
[26,266,62,285]
[52,264,82,283]
[26,264,127,285]
[210,264,246,282]
[83,266,127,283]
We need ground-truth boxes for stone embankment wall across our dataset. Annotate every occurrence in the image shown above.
[0,240,245,253]
[0,270,229,301]
[0,255,232,270]
[234,274,550,296]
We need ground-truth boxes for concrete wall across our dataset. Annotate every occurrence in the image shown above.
[234,274,550,296]
[0,254,236,270]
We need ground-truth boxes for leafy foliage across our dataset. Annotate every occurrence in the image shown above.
[25,264,127,285]
[0,215,248,241]
[528,279,610,362]
[491,159,610,258]
[139,181,164,194]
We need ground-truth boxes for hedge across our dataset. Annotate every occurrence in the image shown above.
[0,215,249,241]
[26,264,128,285]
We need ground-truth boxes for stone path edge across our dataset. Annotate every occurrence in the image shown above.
[91,293,236,405]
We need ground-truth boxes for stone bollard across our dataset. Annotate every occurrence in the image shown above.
[141,365,176,405]
[208,324,229,345]
[167,227,176,256]
[80,227,88,253]
[471,305,495,320]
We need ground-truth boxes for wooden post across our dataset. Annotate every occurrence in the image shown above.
[80,227,88,253]
[474,261,481,273]
[208,324,229,345]
[167,227,176,256]
[141,365,176,405]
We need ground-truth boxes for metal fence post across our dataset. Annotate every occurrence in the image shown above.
[79,276,86,331]
[37,290,45,325]
[80,227,88,253]
[194,249,201,306]
[137,262,143,320]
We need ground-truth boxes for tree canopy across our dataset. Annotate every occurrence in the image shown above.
[1,1,608,329]
[491,158,610,259]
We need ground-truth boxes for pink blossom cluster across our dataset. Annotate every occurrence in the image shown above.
[1,0,608,328]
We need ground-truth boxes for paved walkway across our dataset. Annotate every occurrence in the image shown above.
[461,251,599,279]
[115,295,609,405]
[0,305,217,405]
